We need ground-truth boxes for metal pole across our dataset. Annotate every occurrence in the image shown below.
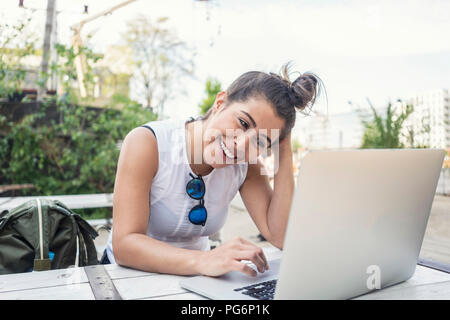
[50,10,58,92]
[37,0,56,102]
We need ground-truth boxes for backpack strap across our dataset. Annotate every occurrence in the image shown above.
[0,213,10,231]
[33,198,51,271]
[76,225,88,266]
[53,200,98,266]
[73,214,99,265]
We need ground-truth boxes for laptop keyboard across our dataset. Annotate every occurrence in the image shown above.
[234,279,277,300]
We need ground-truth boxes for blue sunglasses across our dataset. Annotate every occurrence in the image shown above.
[186,173,207,226]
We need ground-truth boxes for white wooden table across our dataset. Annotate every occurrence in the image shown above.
[0,248,449,300]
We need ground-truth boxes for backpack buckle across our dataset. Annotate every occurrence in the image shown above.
[33,259,51,271]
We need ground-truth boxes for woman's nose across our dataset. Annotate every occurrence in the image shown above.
[234,133,250,149]
[237,133,259,158]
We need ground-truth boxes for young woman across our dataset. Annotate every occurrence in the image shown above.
[103,62,321,277]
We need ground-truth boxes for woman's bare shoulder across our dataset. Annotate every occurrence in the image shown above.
[118,127,159,179]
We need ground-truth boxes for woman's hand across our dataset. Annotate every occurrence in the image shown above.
[198,237,269,277]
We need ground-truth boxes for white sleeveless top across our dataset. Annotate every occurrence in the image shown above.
[106,118,248,264]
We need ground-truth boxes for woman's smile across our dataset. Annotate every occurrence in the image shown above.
[219,135,237,161]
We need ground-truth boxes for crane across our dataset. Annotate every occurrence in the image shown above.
[70,0,137,98]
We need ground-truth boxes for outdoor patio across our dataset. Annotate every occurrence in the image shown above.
[1,0,449,305]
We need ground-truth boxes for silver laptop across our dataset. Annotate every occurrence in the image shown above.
[180,149,445,299]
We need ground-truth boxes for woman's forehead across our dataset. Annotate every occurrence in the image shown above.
[232,97,285,132]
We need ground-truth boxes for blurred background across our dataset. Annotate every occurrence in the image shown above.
[0,0,448,264]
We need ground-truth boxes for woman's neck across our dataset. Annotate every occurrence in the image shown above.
[185,119,214,177]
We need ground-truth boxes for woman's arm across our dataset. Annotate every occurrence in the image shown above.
[112,127,202,275]
[112,127,268,276]
[239,133,295,249]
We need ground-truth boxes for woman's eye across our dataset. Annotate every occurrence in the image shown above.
[239,119,249,129]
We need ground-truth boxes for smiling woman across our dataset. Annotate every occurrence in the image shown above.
[104,62,323,278]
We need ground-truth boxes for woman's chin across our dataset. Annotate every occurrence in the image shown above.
[206,157,235,168]
[209,160,231,168]
[203,146,246,168]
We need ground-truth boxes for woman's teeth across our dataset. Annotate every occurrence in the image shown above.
[220,138,235,160]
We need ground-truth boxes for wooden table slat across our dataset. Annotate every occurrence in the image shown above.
[356,280,450,300]
[0,283,95,300]
[113,274,189,300]
[0,267,88,293]
[394,265,450,287]
[143,292,208,300]
[104,263,157,280]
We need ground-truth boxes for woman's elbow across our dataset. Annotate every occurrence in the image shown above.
[112,236,128,266]
[270,238,284,250]
[265,232,284,250]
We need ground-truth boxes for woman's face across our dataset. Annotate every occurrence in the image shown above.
[200,91,285,168]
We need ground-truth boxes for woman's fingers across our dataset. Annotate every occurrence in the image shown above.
[235,239,269,271]
[235,247,267,273]
[218,237,269,276]
[231,260,257,277]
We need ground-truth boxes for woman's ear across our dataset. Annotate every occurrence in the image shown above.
[213,91,228,111]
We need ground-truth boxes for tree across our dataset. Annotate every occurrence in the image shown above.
[49,42,101,103]
[37,0,56,101]
[0,14,38,100]
[359,99,413,149]
[123,15,194,118]
[198,77,222,115]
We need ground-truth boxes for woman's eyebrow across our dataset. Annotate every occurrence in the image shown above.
[240,110,272,147]
[240,110,256,127]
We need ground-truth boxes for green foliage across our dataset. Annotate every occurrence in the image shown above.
[198,78,222,115]
[0,98,156,218]
[0,15,163,220]
[0,15,38,99]
[1,33,156,199]
[291,137,302,153]
[49,43,101,99]
[1,30,157,219]
[0,98,155,193]
[360,100,413,149]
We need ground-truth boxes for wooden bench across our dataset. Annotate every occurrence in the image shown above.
[0,193,114,212]
[0,184,35,194]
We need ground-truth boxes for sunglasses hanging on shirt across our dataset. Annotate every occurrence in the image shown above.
[186,173,207,226]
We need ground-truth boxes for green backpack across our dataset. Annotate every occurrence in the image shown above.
[0,198,99,274]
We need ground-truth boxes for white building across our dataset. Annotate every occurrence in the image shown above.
[400,89,450,149]
[294,111,365,150]
[295,88,450,151]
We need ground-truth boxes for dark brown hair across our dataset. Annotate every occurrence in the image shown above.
[202,62,323,142]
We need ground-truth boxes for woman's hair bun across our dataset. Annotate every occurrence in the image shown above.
[275,62,322,115]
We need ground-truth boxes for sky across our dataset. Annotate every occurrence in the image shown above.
[1,0,449,125]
